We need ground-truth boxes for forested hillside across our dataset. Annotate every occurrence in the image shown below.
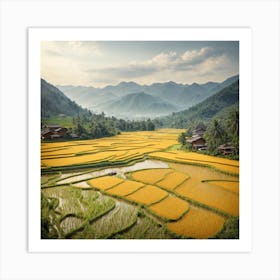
[41,79,87,118]
[155,80,239,128]
[41,79,156,140]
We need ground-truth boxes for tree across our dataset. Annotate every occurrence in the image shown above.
[147,119,155,131]
[204,119,227,153]
[194,122,206,131]
[177,132,186,146]
[226,110,239,153]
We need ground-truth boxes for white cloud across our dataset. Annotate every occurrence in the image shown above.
[86,47,235,84]
[41,42,238,87]
[42,41,102,58]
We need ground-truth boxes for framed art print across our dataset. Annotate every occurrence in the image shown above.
[28,27,252,252]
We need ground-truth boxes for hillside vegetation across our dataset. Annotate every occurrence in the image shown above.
[41,79,87,118]
[41,79,156,140]
[155,80,239,128]
[57,75,239,119]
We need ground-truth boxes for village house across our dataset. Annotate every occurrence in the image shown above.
[186,127,207,150]
[191,127,206,137]
[218,143,236,155]
[41,125,68,139]
[187,135,207,150]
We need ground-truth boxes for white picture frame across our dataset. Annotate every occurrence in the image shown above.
[29,27,252,253]
[0,1,279,279]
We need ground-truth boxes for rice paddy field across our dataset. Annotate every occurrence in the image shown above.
[41,129,240,239]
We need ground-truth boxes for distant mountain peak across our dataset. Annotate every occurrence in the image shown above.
[117,81,139,86]
[56,74,239,120]
[166,81,177,85]
[191,82,200,86]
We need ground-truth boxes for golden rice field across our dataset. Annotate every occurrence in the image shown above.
[131,168,172,184]
[148,195,190,220]
[168,163,239,216]
[167,206,225,238]
[175,180,239,216]
[150,151,239,175]
[125,185,168,205]
[41,129,240,239]
[106,180,145,196]
[156,171,189,190]
[41,130,182,170]
[206,180,239,194]
[88,176,124,190]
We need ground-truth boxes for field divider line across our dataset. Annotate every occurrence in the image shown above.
[201,180,240,196]
[42,154,77,160]
[144,199,191,223]
[155,172,191,191]
[150,170,176,185]
[127,175,232,218]
[117,184,146,197]
[142,206,170,223]
[202,179,239,183]
[64,203,116,239]
[148,155,239,177]
[87,179,125,192]
[175,156,239,167]
[41,183,70,189]
[41,156,147,174]
[59,213,84,223]
[146,193,169,207]
[86,184,171,223]
[173,176,192,191]
[162,222,193,239]
[104,215,138,239]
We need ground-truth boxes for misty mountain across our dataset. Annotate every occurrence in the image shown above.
[41,79,87,118]
[101,92,177,118]
[156,80,239,128]
[56,74,239,119]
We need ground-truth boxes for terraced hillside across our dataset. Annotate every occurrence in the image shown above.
[41,129,239,239]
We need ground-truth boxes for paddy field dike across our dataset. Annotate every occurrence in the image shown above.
[41,129,239,239]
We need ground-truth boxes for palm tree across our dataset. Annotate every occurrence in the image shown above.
[212,119,225,140]
[227,110,239,136]
[204,119,227,153]
[227,110,239,153]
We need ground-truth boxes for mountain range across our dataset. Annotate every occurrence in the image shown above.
[41,79,87,118]
[156,80,239,128]
[57,75,239,119]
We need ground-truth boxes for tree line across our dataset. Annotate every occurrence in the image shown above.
[177,109,239,158]
[69,112,155,139]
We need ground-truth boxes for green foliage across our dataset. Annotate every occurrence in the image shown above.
[115,214,174,239]
[41,79,88,118]
[71,113,155,139]
[177,132,186,146]
[71,203,138,239]
[204,119,227,153]
[156,80,239,129]
[41,79,156,140]
[226,110,239,154]
[42,116,73,128]
[177,109,239,157]
[213,217,239,239]
[41,193,59,238]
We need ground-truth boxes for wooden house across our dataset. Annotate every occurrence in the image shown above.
[41,125,68,139]
[187,135,207,150]
[218,143,236,155]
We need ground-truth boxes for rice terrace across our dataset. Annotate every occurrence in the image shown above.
[41,41,240,239]
[41,130,239,239]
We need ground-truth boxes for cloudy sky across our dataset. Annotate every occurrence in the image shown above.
[41,41,239,87]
